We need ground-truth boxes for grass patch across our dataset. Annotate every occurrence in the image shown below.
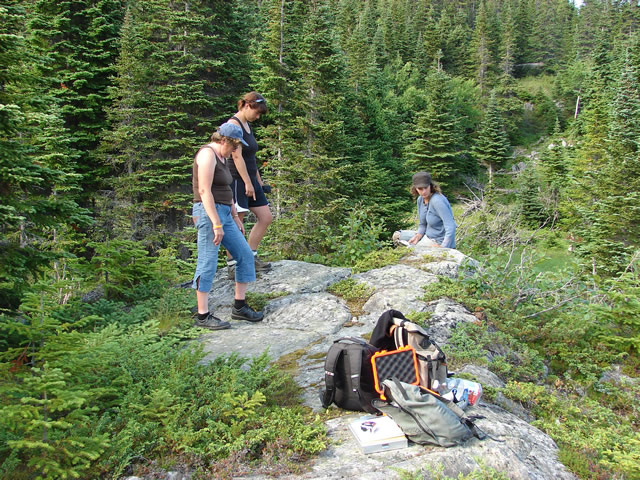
[246,290,288,311]
[327,278,375,316]
[516,74,555,98]
[352,247,406,273]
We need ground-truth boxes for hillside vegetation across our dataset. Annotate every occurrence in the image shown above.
[1,0,639,478]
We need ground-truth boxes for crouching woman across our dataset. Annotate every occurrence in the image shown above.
[393,171,457,249]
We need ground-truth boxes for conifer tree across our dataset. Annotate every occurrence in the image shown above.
[472,90,510,185]
[572,28,615,176]
[514,0,533,66]
[540,119,568,218]
[418,6,440,74]
[405,69,463,188]
[517,164,546,227]
[260,0,356,255]
[26,0,125,197]
[438,5,473,77]
[499,1,517,78]
[342,0,379,91]
[104,0,250,237]
[583,53,640,271]
[0,2,90,310]
[471,0,494,90]
[252,0,306,223]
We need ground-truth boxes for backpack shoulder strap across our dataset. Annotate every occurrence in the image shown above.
[320,342,344,408]
[389,378,441,442]
[347,342,379,413]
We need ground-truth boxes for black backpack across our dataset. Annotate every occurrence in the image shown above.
[320,337,379,413]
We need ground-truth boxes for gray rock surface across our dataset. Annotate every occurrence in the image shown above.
[178,249,575,479]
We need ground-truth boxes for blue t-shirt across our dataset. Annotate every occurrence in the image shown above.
[416,193,457,248]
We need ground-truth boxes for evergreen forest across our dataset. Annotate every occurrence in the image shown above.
[1,0,640,478]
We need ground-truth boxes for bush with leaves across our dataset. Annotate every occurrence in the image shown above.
[0,271,326,480]
[420,240,639,479]
[502,381,639,480]
[328,206,387,267]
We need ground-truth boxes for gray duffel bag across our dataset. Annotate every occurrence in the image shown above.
[373,378,486,447]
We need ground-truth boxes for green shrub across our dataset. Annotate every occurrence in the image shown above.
[328,278,374,302]
[89,240,155,300]
[352,247,406,273]
[329,207,386,267]
[328,278,374,316]
[501,381,639,480]
[0,282,326,479]
[396,461,511,480]
[245,291,288,313]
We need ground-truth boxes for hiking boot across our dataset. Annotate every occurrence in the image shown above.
[227,264,235,280]
[194,313,231,330]
[254,255,271,272]
[231,304,264,322]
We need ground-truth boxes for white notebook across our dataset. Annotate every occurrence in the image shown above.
[348,415,408,454]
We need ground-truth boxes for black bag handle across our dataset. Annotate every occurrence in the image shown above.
[320,343,344,408]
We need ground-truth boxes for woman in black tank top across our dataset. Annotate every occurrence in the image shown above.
[227,92,273,274]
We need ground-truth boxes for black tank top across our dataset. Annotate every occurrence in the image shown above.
[228,115,259,177]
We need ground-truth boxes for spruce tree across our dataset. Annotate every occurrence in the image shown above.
[540,119,568,220]
[405,69,463,188]
[583,53,640,272]
[103,0,250,238]
[0,2,90,310]
[258,0,355,255]
[252,0,305,222]
[471,0,494,90]
[514,0,533,66]
[499,1,517,78]
[517,164,546,227]
[472,90,510,185]
[342,0,379,92]
[418,6,440,74]
[438,5,473,77]
[26,0,125,198]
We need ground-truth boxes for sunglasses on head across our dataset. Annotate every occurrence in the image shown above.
[254,98,265,103]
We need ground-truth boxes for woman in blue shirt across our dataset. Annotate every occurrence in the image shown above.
[394,171,457,249]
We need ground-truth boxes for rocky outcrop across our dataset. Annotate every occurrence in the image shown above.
[184,245,575,479]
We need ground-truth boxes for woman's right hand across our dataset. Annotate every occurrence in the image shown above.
[213,225,224,245]
[245,182,255,200]
[408,233,423,245]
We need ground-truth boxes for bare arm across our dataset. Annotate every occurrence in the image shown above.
[196,148,224,245]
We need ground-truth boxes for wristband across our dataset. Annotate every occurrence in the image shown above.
[232,214,239,218]
[213,224,223,230]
